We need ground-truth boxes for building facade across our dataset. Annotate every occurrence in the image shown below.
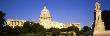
[6,4,80,30]
[6,19,26,28]
[38,5,80,29]
[38,5,64,29]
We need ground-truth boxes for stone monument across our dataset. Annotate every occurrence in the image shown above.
[93,1,105,34]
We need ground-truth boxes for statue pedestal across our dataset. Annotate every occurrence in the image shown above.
[93,31,110,36]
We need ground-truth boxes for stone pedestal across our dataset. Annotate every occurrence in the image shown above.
[93,31,110,36]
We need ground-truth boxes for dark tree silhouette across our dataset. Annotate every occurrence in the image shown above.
[67,25,79,32]
[0,11,6,28]
[102,10,110,30]
[1,25,12,35]
[31,23,46,35]
[47,28,60,36]
[83,26,91,32]
[79,26,91,36]
[23,21,32,33]
[11,26,23,35]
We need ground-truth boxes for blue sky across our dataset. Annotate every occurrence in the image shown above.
[0,0,110,27]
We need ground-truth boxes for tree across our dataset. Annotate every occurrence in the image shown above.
[60,25,80,36]
[67,25,79,36]
[0,11,6,28]
[79,30,84,35]
[102,10,110,30]
[81,26,91,36]
[67,25,79,32]
[23,21,32,33]
[11,26,23,35]
[31,23,46,36]
[0,11,6,35]
[1,25,12,35]
[47,28,60,36]
[60,25,79,32]
[60,28,68,32]
[22,22,46,35]
[83,26,91,32]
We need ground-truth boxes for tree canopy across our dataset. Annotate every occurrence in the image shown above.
[0,11,6,28]
[102,10,110,30]
[47,28,60,36]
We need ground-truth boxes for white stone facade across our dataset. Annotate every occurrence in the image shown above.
[39,5,80,29]
[38,5,64,29]
[6,19,26,28]
[6,5,81,30]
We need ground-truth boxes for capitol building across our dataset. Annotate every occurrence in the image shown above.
[6,5,81,30]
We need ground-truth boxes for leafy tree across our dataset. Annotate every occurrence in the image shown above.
[80,26,91,36]
[60,25,79,36]
[31,23,46,35]
[11,26,23,35]
[23,21,32,33]
[60,28,68,32]
[79,30,84,35]
[67,25,79,32]
[83,26,91,32]
[22,22,46,36]
[1,25,12,35]
[60,25,79,32]
[0,11,6,28]
[102,10,110,30]
[67,25,79,36]
[47,28,60,36]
